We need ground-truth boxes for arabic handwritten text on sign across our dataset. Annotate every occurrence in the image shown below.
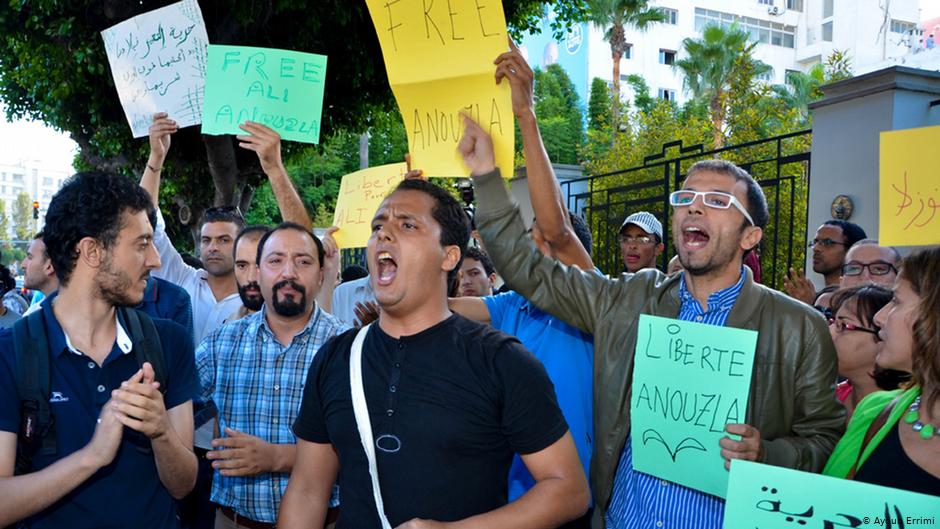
[631,315,758,498]
[879,125,940,246]
[101,0,209,138]
[724,460,940,529]
[201,45,327,144]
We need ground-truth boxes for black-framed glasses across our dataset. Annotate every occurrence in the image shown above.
[842,261,897,277]
[815,305,833,322]
[830,319,879,336]
[619,235,656,245]
[809,238,848,248]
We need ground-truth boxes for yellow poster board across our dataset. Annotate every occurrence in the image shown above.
[332,163,407,249]
[879,125,940,246]
[365,0,513,177]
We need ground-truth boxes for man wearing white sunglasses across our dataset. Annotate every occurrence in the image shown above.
[460,116,844,529]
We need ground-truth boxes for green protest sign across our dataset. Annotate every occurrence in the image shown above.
[725,460,940,528]
[631,314,758,498]
[201,45,327,143]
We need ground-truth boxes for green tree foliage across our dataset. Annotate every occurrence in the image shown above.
[673,23,771,147]
[588,77,612,131]
[584,0,665,128]
[624,74,655,114]
[0,0,579,245]
[12,192,33,241]
[532,64,584,164]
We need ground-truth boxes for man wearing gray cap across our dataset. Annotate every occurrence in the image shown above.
[618,212,665,273]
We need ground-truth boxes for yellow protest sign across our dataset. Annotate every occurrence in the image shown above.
[365,0,513,177]
[879,125,940,246]
[332,163,407,249]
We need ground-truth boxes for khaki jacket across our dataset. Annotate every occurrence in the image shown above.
[472,170,845,525]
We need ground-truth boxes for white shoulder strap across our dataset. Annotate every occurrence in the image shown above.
[349,323,393,529]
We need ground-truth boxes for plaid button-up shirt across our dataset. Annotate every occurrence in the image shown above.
[196,306,347,522]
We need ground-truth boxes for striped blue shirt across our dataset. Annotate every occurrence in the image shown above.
[196,306,348,523]
[606,268,746,529]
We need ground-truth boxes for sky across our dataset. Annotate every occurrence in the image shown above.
[1,0,938,172]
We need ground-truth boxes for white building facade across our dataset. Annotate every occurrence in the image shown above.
[0,159,69,239]
[520,0,923,108]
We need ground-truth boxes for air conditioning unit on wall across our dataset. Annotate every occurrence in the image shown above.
[769,5,782,16]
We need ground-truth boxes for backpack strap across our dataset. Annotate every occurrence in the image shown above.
[119,307,167,394]
[12,310,56,475]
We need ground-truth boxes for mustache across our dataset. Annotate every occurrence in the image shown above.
[238,281,262,295]
[273,279,304,294]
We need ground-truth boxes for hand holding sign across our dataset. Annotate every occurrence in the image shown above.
[494,38,536,120]
[236,121,284,173]
[720,423,764,470]
[458,114,497,176]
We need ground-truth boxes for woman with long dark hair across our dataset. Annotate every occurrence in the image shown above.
[823,247,940,495]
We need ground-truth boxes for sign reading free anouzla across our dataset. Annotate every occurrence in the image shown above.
[201,45,327,144]
[631,315,758,498]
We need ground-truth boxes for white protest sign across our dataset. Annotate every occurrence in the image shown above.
[101,0,209,137]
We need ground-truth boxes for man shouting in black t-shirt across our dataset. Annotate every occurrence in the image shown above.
[279,178,589,529]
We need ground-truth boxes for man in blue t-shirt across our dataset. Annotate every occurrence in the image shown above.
[0,172,198,529]
[447,41,597,528]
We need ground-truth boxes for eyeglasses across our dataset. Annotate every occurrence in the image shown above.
[815,305,833,322]
[809,238,848,248]
[669,190,755,226]
[830,319,879,336]
[842,261,897,277]
[619,235,656,245]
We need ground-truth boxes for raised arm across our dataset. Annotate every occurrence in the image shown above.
[237,122,312,230]
[447,297,491,323]
[493,39,593,270]
[458,116,612,335]
[141,112,177,210]
[317,227,341,313]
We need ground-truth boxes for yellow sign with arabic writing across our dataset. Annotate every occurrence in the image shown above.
[332,163,407,249]
[879,125,940,246]
[364,0,513,177]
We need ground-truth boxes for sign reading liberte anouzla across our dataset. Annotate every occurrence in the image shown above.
[101,0,209,138]
[631,314,758,498]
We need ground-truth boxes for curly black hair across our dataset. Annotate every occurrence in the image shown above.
[463,247,495,277]
[43,172,156,286]
[393,179,470,285]
[0,265,15,295]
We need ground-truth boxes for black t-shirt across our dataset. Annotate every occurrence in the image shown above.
[293,314,568,528]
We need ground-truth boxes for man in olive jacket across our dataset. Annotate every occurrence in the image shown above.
[457,116,844,529]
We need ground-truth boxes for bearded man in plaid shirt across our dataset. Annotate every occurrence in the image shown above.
[196,222,347,528]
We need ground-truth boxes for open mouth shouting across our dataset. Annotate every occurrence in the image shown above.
[376,251,398,287]
[681,225,711,250]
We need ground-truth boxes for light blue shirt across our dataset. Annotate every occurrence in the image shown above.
[606,269,746,529]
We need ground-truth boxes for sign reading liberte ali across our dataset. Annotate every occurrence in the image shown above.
[631,315,758,498]
[364,0,514,177]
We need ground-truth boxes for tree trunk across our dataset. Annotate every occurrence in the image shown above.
[359,132,370,170]
[710,94,725,148]
[203,135,240,206]
[611,49,622,130]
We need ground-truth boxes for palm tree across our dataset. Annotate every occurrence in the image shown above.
[772,63,825,125]
[674,23,771,147]
[585,0,666,128]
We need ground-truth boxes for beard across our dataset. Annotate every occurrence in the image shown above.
[237,281,264,312]
[271,280,307,317]
[98,255,147,306]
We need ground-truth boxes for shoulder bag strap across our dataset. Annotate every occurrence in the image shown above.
[349,323,393,529]
[846,394,904,480]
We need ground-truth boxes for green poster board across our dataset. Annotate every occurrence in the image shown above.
[631,314,758,498]
[725,460,940,528]
[201,44,327,143]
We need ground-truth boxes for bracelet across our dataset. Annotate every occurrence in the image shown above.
[147,163,162,173]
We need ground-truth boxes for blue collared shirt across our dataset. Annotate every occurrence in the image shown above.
[196,306,348,523]
[606,269,746,529]
[483,289,594,503]
[0,293,197,529]
[137,277,195,346]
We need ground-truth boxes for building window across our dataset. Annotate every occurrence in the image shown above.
[658,88,676,101]
[822,21,833,42]
[662,8,678,25]
[823,0,834,18]
[0,172,5,181]
[695,8,795,48]
[12,173,23,183]
[756,67,775,81]
[786,0,803,11]
[757,0,773,5]
[42,177,53,186]
[623,44,632,59]
[890,20,916,34]
[659,49,676,65]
